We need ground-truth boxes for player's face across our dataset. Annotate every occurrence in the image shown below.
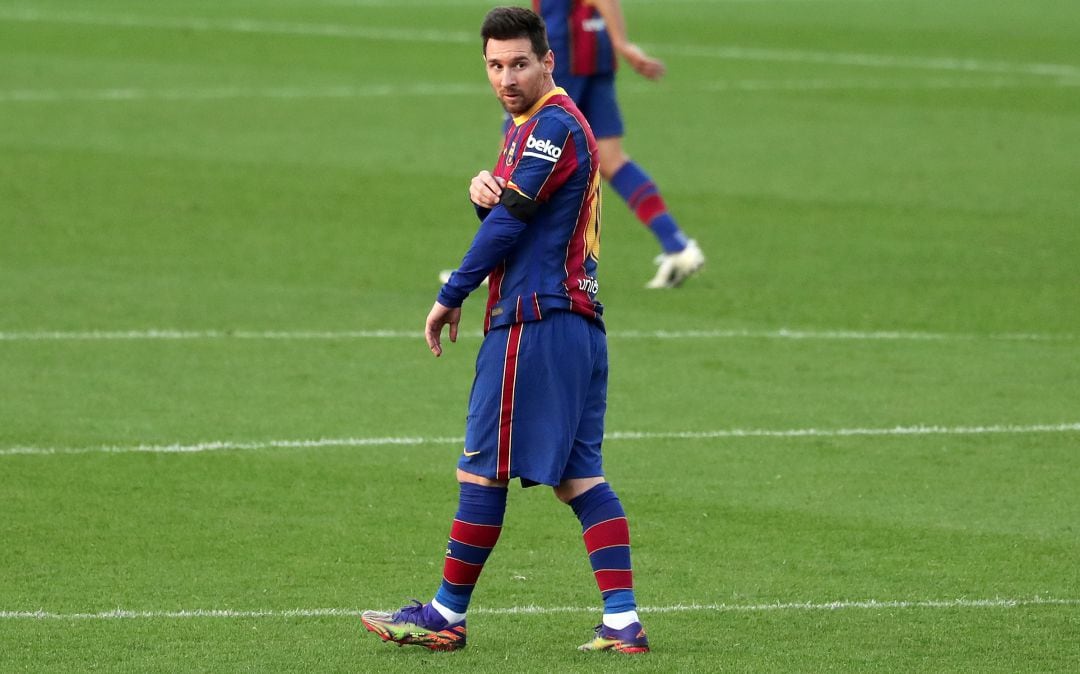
[483,37,554,115]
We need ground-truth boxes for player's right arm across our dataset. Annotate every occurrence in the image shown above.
[470,171,506,209]
[470,171,506,221]
[590,0,666,80]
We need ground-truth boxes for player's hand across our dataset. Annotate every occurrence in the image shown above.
[469,170,506,209]
[425,301,461,358]
[621,43,666,80]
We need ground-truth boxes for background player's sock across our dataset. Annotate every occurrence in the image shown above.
[610,161,689,254]
[432,482,507,619]
[569,482,639,622]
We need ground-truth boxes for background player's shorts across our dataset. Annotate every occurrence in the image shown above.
[555,72,624,140]
[460,310,607,487]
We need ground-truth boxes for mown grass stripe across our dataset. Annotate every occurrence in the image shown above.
[2,7,1076,78]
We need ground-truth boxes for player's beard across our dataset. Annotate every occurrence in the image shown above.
[498,88,531,115]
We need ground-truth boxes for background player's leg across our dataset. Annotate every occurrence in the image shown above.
[599,137,688,255]
[599,137,705,288]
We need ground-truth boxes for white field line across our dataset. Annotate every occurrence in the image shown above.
[2,76,1077,104]
[291,0,899,6]
[3,7,1078,80]
[656,43,1080,79]
[698,76,1080,92]
[0,83,488,104]
[2,597,1076,620]
[3,423,1079,457]
[309,0,884,7]
[0,327,1075,342]
[0,8,476,43]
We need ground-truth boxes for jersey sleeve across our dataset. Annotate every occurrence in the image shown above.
[437,204,529,308]
[505,115,579,206]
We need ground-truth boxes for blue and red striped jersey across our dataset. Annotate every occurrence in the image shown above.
[438,87,603,333]
[534,0,617,76]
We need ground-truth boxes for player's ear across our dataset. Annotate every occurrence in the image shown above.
[543,49,554,74]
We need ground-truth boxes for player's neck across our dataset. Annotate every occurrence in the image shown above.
[514,80,559,124]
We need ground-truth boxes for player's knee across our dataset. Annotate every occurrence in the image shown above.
[553,476,606,503]
[597,141,630,180]
[600,154,629,181]
[457,468,507,488]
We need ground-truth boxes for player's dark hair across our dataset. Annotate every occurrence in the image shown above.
[481,6,550,59]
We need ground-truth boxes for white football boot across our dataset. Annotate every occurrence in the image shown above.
[645,239,705,289]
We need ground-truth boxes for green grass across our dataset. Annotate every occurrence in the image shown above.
[2,0,1079,671]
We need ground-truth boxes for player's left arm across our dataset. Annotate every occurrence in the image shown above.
[437,204,530,309]
[425,300,461,357]
[438,115,577,307]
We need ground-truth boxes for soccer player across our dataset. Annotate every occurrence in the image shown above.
[360,7,648,655]
[535,0,705,288]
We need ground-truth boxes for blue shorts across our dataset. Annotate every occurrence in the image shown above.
[460,311,608,487]
[554,71,624,140]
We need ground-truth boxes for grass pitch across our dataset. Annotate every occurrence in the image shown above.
[2,0,1079,671]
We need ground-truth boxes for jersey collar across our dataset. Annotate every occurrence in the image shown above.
[512,86,567,126]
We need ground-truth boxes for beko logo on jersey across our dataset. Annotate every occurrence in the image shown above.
[581,17,606,32]
[525,135,562,159]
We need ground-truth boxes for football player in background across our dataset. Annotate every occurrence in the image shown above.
[536,0,704,288]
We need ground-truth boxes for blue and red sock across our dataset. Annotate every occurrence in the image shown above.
[433,482,507,615]
[569,482,637,615]
[610,161,688,254]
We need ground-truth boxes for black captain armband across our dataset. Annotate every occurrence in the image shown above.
[500,189,540,223]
